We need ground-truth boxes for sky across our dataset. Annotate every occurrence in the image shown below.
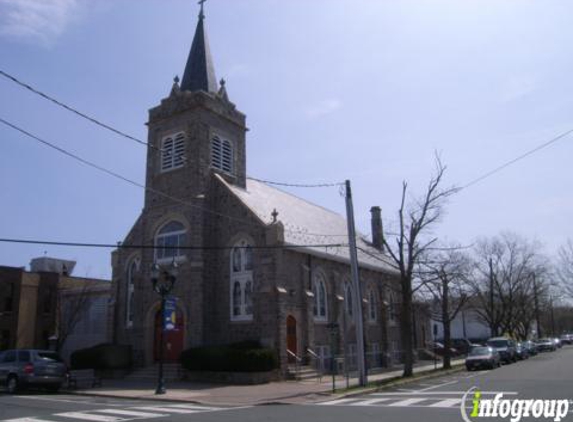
[0,0,572,279]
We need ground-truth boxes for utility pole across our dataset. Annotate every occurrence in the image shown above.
[550,296,556,336]
[489,258,495,337]
[533,273,542,338]
[344,180,367,387]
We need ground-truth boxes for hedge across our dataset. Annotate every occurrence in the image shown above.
[180,341,278,372]
[70,343,132,370]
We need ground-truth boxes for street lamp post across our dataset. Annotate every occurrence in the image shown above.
[150,261,178,395]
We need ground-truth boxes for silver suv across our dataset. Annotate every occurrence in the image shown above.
[0,349,67,393]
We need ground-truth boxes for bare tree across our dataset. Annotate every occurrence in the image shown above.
[382,156,458,377]
[420,247,471,369]
[557,239,573,297]
[469,233,549,339]
[54,278,97,353]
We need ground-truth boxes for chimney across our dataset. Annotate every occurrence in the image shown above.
[370,206,384,251]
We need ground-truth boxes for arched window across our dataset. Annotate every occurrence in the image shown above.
[232,281,241,317]
[368,288,377,322]
[211,136,233,173]
[160,132,186,172]
[388,289,398,324]
[125,258,139,328]
[345,283,354,317]
[155,221,186,262]
[230,239,253,321]
[312,273,328,321]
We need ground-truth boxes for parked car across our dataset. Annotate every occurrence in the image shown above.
[465,346,501,371]
[450,339,474,355]
[486,337,517,364]
[559,334,572,345]
[535,338,557,352]
[515,342,529,360]
[553,338,562,349]
[523,340,538,356]
[0,349,67,393]
[431,342,458,356]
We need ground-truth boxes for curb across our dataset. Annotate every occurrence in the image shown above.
[65,362,466,407]
[312,363,466,403]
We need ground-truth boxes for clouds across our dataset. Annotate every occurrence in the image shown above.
[0,0,81,45]
[303,98,343,119]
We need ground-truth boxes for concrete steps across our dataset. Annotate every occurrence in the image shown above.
[286,364,321,381]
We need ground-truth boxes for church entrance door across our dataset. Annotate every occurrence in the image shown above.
[154,309,184,362]
[286,315,297,363]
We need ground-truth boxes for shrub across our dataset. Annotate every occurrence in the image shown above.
[71,343,132,370]
[180,341,277,372]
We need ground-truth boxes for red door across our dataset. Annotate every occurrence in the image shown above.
[286,315,297,363]
[154,309,184,362]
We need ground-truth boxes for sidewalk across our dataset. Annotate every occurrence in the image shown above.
[69,359,465,406]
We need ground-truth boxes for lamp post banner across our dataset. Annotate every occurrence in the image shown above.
[163,296,177,331]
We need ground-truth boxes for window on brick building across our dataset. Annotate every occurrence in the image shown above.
[312,273,328,321]
[126,257,139,328]
[230,239,253,321]
[368,288,377,322]
[155,221,186,263]
[388,289,398,324]
[160,132,186,172]
[211,136,233,173]
[344,283,354,317]
[3,283,14,313]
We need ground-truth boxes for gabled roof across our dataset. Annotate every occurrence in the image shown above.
[218,175,398,274]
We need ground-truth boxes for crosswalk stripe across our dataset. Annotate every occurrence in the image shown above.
[388,398,428,407]
[349,398,392,406]
[130,407,200,414]
[92,410,167,418]
[2,418,56,422]
[318,398,357,405]
[56,413,123,422]
[429,398,462,408]
[160,404,218,411]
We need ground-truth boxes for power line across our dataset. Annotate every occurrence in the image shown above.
[0,117,147,190]
[4,70,571,196]
[0,117,348,238]
[0,69,155,150]
[0,237,345,251]
[462,127,573,190]
[247,176,344,188]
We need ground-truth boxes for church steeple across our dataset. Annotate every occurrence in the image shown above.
[180,0,217,93]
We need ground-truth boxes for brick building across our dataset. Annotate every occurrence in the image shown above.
[110,6,402,374]
[0,258,109,360]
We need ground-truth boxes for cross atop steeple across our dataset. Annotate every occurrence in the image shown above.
[180,0,217,93]
[198,0,206,19]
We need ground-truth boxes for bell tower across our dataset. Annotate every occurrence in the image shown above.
[144,2,247,211]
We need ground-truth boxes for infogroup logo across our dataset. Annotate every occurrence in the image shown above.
[461,387,570,422]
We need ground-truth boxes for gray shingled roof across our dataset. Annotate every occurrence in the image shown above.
[218,175,398,274]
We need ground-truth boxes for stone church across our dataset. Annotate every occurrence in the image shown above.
[110,5,404,375]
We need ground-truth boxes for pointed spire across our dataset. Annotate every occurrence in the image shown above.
[180,0,217,93]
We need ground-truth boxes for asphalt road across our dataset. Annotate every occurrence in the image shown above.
[2,346,573,422]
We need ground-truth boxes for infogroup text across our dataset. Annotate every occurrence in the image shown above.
[461,389,569,422]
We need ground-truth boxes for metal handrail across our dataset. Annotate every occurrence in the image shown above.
[286,349,302,380]
[286,349,302,362]
[306,348,319,359]
[306,348,323,382]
